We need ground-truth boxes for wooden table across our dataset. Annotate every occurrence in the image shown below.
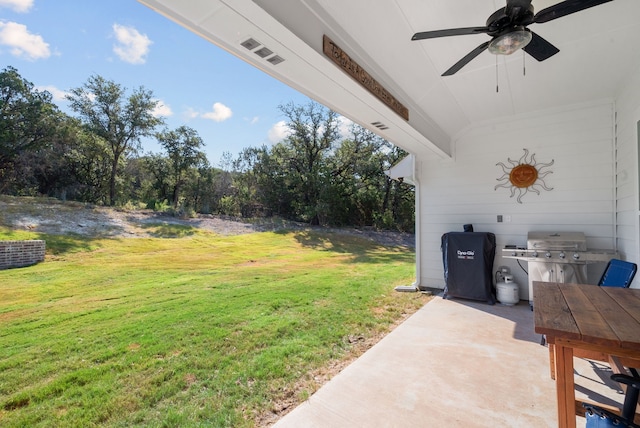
[533,281,640,428]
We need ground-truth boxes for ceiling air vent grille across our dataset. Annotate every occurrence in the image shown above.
[254,47,273,58]
[267,55,284,65]
[371,121,389,130]
[240,38,285,66]
[240,38,261,51]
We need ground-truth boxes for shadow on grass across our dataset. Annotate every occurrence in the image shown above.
[286,230,414,264]
[31,232,101,255]
[140,223,197,238]
[0,224,194,262]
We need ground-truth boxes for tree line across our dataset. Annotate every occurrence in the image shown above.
[0,66,414,231]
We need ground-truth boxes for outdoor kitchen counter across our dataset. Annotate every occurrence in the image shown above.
[533,281,640,428]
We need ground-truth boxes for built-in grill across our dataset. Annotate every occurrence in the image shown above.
[502,231,617,307]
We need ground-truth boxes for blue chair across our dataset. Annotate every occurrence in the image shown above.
[584,374,640,427]
[598,259,637,288]
[584,259,640,427]
[598,258,639,378]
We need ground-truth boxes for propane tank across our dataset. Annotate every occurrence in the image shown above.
[496,274,520,306]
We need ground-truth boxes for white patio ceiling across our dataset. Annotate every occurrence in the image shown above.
[138,0,640,159]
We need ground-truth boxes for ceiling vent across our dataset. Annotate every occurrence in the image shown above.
[240,38,261,51]
[240,37,285,66]
[254,47,273,58]
[267,55,284,65]
[371,121,389,130]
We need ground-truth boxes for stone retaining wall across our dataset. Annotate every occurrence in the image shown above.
[0,240,46,270]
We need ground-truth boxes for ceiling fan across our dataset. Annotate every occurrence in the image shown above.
[411,0,614,76]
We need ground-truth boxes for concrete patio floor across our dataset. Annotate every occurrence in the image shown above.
[273,295,625,427]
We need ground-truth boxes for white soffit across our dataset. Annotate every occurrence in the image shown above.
[138,0,640,159]
[137,0,452,159]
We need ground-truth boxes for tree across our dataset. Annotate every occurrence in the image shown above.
[66,75,162,205]
[142,153,172,206]
[0,66,59,190]
[155,126,208,208]
[231,146,272,217]
[65,128,113,203]
[278,101,340,224]
[226,101,414,230]
[11,115,84,199]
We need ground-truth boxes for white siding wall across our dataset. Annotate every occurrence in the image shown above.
[614,67,640,284]
[417,100,616,298]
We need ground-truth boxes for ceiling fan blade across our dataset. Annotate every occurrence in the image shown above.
[412,27,489,41]
[523,32,559,62]
[442,41,490,76]
[533,0,613,24]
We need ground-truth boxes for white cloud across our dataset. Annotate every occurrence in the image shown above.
[35,85,68,102]
[112,24,151,65]
[245,116,259,125]
[183,107,199,120]
[201,102,232,122]
[182,103,233,122]
[0,21,50,60]
[268,120,290,144]
[337,116,354,139]
[0,0,33,13]
[151,99,172,118]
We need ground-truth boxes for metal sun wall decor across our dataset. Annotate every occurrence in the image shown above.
[495,148,554,203]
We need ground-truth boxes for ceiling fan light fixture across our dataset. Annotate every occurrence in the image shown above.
[488,28,532,55]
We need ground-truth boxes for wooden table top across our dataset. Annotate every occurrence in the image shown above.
[533,282,640,351]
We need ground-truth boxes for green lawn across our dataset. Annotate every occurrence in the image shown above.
[0,225,426,427]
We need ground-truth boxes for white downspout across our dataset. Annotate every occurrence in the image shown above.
[385,154,421,292]
[411,157,421,289]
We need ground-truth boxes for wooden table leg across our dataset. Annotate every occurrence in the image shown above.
[549,343,556,380]
[554,343,576,428]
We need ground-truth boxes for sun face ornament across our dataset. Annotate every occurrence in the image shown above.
[495,149,554,203]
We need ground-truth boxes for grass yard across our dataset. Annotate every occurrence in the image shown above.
[0,225,427,427]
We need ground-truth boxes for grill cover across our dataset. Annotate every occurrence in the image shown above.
[441,232,496,304]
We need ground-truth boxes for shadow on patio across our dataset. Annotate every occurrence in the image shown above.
[273,295,624,427]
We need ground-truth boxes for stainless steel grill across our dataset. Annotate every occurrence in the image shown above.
[502,231,617,307]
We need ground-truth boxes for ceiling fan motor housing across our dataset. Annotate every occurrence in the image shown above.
[486,5,534,36]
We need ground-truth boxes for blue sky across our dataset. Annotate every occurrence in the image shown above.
[0,0,315,165]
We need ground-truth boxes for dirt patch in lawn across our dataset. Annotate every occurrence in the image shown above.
[0,196,415,248]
